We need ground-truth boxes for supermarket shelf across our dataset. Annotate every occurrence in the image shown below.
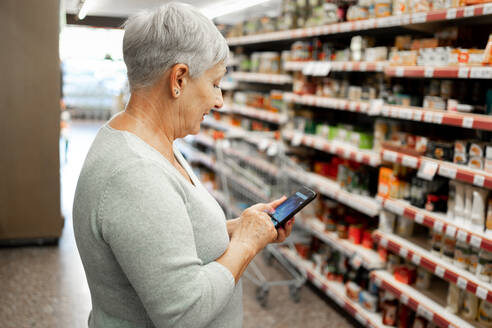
[189,150,216,171]
[283,92,378,115]
[297,216,384,270]
[280,247,391,328]
[371,270,475,328]
[220,103,288,125]
[381,149,492,189]
[194,133,216,149]
[380,104,492,132]
[284,61,388,73]
[222,147,280,177]
[378,196,492,254]
[229,72,293,84]
[385,65,492,79]
[283,130,381,167]
[286,168,381,217]
[227,4,492,46]
[374,230,492,304]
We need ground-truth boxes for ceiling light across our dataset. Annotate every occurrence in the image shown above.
[201,0,272,20]
[77,0,92,20]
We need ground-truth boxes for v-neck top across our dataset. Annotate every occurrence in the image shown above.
[72,123,243,328]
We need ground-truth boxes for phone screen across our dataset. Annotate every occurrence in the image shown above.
[270,187,316,227]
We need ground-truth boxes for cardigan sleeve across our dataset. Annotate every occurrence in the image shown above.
[98,160,235,328]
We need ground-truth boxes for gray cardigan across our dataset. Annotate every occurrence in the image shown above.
[73,124,242,328]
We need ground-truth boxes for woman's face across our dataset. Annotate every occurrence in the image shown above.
[178,62,226,136]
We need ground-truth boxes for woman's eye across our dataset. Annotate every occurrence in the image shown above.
[213,84,221,89]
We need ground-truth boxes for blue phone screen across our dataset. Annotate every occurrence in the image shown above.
[271,191,309,224]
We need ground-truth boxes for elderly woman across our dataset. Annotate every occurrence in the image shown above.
[73,3,293,328]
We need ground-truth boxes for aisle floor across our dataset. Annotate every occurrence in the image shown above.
[0,120,355,328]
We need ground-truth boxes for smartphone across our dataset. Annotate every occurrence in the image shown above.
[269,186,317,228]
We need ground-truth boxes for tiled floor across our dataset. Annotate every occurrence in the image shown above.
[0,120,355,328]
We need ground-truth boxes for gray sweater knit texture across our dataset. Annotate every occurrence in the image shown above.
[73,124,242,328]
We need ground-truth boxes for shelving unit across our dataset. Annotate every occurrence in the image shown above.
[284,61,388,73]
[373,230,492,303]
[297,216,384,270]
[229,72,293,84]
[285,167,381,217]
[222,147,279,178]
[219,103,288,125]
[280,247,391,328]
[371,270,475,328]
[283,130,381,167]
[227,3,492,46]
[378,196,492,253]
[385,66,492,79]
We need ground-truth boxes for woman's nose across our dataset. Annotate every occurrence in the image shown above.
[214,92,224,109]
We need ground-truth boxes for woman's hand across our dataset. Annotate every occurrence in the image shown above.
[231,196,294,255]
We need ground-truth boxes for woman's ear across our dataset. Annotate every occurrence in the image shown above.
[169,63,189,98]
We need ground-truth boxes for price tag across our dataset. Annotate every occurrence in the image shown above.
[458,67,469,78]
[473,175,485,187]
[402,109,413,120]
[470,67,483,79]
[438,165,457,179]
[333,294,344,307]
[292,132,303,146]
[485,3,492,14]
[446,8,457,19]
[383,150,398,163]
[432,113,443,124]
[314,139,324,150]
[464,6,474,17]
[413,110,423,121]
[267,143,278,156]
[402,155,418,168]
[401,14,411,25]
[369,99,384,115]
[446,225,457,238]
[412,12,427,23]
[399,248,408,258]
[346,63,353,71]
[470,235,482,248]
[415,213,424,224]
[435,265,445,278]
[423,111,434,123]
[349,102,357,111]
[433,221,444,233]
[302,62,316,75]
[380,238,388,248]
[457,277,468,290]
[386,201,405,216]
[320,62,331,76]
[462,117,474,129]
[400,294,409,305]
[382,106,390,116]
[457,230,468,242]
[412,253,421,265]
[424,67,434,78]
[476,286,488,300]
[360,62,367,72]
[417,160,438,181]
[396,67,405,77]
[417,305,434,321]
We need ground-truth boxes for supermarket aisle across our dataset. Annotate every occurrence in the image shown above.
[0,121,354,328]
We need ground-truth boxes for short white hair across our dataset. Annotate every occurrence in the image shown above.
[123,2,229,90]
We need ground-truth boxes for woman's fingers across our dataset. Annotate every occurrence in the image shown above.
[268,195,287,210]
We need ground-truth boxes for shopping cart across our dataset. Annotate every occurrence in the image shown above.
[215,133,309,307]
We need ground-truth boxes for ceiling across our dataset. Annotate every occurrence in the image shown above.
[64,0,281,25]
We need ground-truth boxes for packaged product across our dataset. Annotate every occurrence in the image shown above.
[415,267,431,289]
[412,317,428,328]
[470,189,489,228]
[486,199,492,231]
[470,142,486,157]
[348,224,364,244]
[453,152,467,165]
[392,0,408,14]
[398,304,413,328]
[470,246,480,273]
[477,249,492,283]
[375,0,391,17]
[461,291,479,320]
[387,254,401,273]
[379,210,396,233]
[394,265,417,284]
[382,294,399,326]
[396,216,414,237]
[359,290,378,312]
[346,281,361,301]
[431,231,443,257]
[483,34,492,65]
[486,159,492,174]
[454,239,470,269]
[478,299,492,327]
[447,283,462,314]
[453,182,465,220]
[410,0,431,12]
[464,185,474,223]
[425,141,454,162]
[441,234,456,262]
